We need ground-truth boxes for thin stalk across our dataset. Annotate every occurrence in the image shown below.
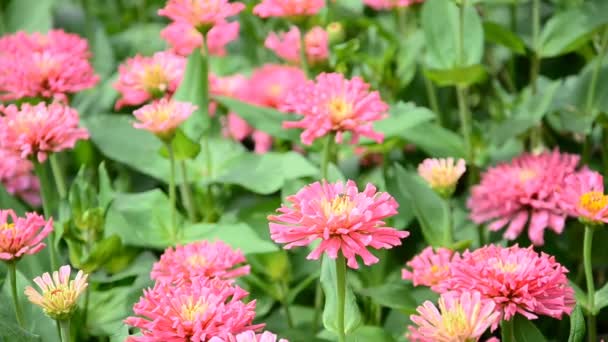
[200,37,209,120]
[395,7,408,37]
[49,154,67,199]
[321,134,335,180]
[424,77,442,124]
[501,319,515,342]
[8,261,24,327]
[59,320,71,342]
[335,254,347,342]
[603,127,608,177]
[83,288,90,328]
[530,0,540,94]
[312,282,324,332]
[586,29,608,114]
[456,87,472,162]
[202,136,216,222]
[444,199,453,246]
[166,142,178,241]
[583,226,596,342]
[33,160,58,270]
[178,161,197,222]
[280,281,295,328]
[458,0,466,65]
[298,29,311,78]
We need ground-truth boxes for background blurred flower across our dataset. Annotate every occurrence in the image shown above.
[158,0,244,29]
[0,148,40,206]
[246,64,307,108]
[264,26,328,65]
[364,0,424,10]
[209,330,288,342]
[161,21,240,56]
[132,98,197,140]
[558,169,608,225]
[402,246,457,292]
[0,210,52,261]
[253,0,325,18]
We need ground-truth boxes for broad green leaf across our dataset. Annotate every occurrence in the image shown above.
[594,281,608,313]
[88,284,146,336]
[98,161,114,211]
[384,166,415,229]
[80,235,123,273]
[181,222,278,254]
[570,281,589,311]
[317,326,396,342]
[112,23,167,57]
[320,256,362,335]
[90,252,157,283]
[0,184,27,215]
[363,102,436,143]
[6,0,54,33]
[0,297,39,341]
[401,122,466,158]
[158,128,202,161]
[91,26,115,77]
[568,305,585,342]
[424,64,488,87]
[175,51,210,139]
[483,21,526,55]
[357,283,418,311]
[512,314,547,342]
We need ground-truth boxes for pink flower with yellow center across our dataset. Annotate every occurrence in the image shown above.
[151,240,250,284]
[132,98,197,140]
[253,0,325,18]
[281,72,388,145]
[443,245,575,323]
[0,102,89,163]
[114,51,186,109]
[418,158,466,198]
[364,0,424,11]
[0,210,52,261]
[408,291,500,342]
[0,148,40,206]
[246,64,306,108]
[158,0,244,29]
[269,180,408,269]
[161,21,240,57]
[24,265,88,320]
[209,331,288,342]
[558,169,608,225]
[402,247,457,292]
[125,277,262,341]
[264,26,329,65]
[467,150,580,245]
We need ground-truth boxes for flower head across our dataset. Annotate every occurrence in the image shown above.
[418,158,466,198]
[281,73,388,145]
[364,0,424,10]
[210,331,288,342]
[114,51,186,109]
[265,26,328,65]
[408,291,500,342]
[0,102,89,163]
[253,0,324,18]
[558,170,608,225]
[0,210,52,261]
[444,244,575,323]
[467,150,580,245]
[402,247,457,292]
[247,64,307,108]
[125,277,262,341]
[269,180,408,269]
[0,148,40,206]
[161,21,240,57]
[132,98,197,140]
[24,265,88,320]
[158,0,244,29]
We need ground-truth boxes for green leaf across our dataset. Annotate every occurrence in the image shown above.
[483,21,526,55]
[594,281,608,313]
[424,64,488,87]
[320,256,362,335]
[0,300,39,341]
[174,50,210,139]
[98,161,114,211]
[568,305,585,342]
[0,184,27,215]
[158,128,201,161]
[401,122,466,158]
[80,235,123,273]
[88,285,143,336]
[512,314,547,342]
[181,222,278,254]
[570,281,589,312]
[357,283,418,311]
[5,0,54,33]
[363,102,436,143]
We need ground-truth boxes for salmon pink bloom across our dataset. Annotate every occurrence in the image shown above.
[210,331,288,342]
[558,170,608,225]
[247,64,306,108]
[0,210,52,261]
[269,180,408,269]
[132,98,197,140]
[281,73,388,145]
[402,247,457,292]
[418,158,466,198]
[151,240,250,284]
[408,291,500,342]
[0,148,40,206]
[114,51,186,109]
[468,150,580,245]
[364,0,424,10]
[253,0,325,18]
[265,26,329,65]
[158,0,244,29]
[444,245,575,323]
[0,102,89,163]
[161,21,240,57]
[125,277,262,341]
[24,265,88,320]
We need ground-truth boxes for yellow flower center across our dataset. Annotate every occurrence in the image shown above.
[180,297,208,322]
[40,284,76,316]
[0,223,15,231]
[141,64,168,94]
[493,260,519,273]
[321,194,354,217]
[327,98,353,124]
[268,84,283,97]
[440,303,471,338]
[187,254,207,267]
[579,191,608,215]
[518,169,537,182]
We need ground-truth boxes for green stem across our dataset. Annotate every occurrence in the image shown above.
[166,142,178,241]
[444,199,453,246]
[458,0,466,66]
[321,134,335,181]
[280,281,295,328]
[335,254,347,342]
[586,29,608,114]
[83,287,90,328]
[8,261,24,327]
[312,282,324,332]
[200,36,209,121]
[202,136,216,222]
[59,320,70,342]
[501,319,515,342]
[298,28,311,78]
[49,154,67,200]
[456,87,472,162]
[583,225,596,342]
[33,160,58,270]
[530,0,540,94]
[602,127,608,177]
[178,161,197,222]
[424,77,441,124]
[395,7,408,37]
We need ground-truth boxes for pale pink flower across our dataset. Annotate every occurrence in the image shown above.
[0,210,52,261]
[247,64,306,108]
[253,0,325,18]
[114,51,186,109]
[281,73,388,145]
[269,180,408,269]
[444,244,575,324]
[265,26,329,65]
[210,331,288,342]
[0,102,89,163]
[132,98,197,139]
[151,240,250,284]
[364,0,424,10]
[158,0,244,28]
[467,150,580,245]
[408,291,500,342]
[161,21,240,57]
[0,148,40,206]
[125,277,262,341]
[402,247,457,292]
[24,265,88,320]
[557,169,608,225]
[418,158,466,197]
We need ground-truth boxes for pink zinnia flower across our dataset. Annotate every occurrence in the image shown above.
[268,180,408,269]
[253,0,325,18]
[0,102,89,163]
[158,0,244,29]
[418,158,466,197]
[402,247,457,292]
[281,73,388,145]
[557,169,608,225]
[265,26,329,65]
[125,277,262,341]
[132,98,197,140]
[24,265,88,320]
[161,21,240,57]
[0,210,52,261]
[247,64,307,108]
[151,240,250,284]
[444,244,575,323]
[114,51,186,109]
[0,148,40,206]
[363,0,424,10]
[408,291,500,342]
[467,150,580,245]
[210,331,288,342]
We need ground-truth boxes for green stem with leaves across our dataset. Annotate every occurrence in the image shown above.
[335,254,347,342]
[166,142,178,241]
[33,160,58,270]
[455,0,473,165]
[49,154,67,200]
[280,280,295,328]
[530,0,540,94]
[199,37,216,222]
[444,199,453,246]
[8,261,24,327]
[179,161,197,222]
[59,320,70,342]
[321,134,335,180]
[586,29,608,115]
[298,28,311,78]
[583,225,596,342]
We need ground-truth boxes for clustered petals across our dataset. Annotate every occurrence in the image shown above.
[558,169,608,225]
[0,210,52,261]
[132,98,197,139]
[402,246,456,292]
[247,64,307,108]
[418,158,466,197]
[264,26,329,65]
[158,0,244,28]
[209,331,288,342]
[0,148,40,206]
[253,0,325,18]
[161,21,240,57]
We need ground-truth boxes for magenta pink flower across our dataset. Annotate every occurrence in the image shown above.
[557,169,608,225]
[247,64,306,108]
[125,277,262,341]
[364,0,424,10]
[158,0,244,29]
[161,21,240,57]
[253,0,324,18]
[402,247,457,292]
[418,157,466,197]
[0,102,89,163]
[281,73,388,145]
[265,26,328,65]
[210,331,288,342]
[444,244,575,323]
[408,291,500,342]
[468,150,580,245]
[132,98,197,139]
[0,209,53,261]
[0,148,40,206]
[151,240,250,284]
[114,51,186,109]
[269,180,408,269]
